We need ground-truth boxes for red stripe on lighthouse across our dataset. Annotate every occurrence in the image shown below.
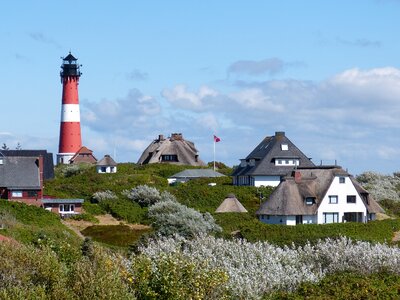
[58,122,82,153]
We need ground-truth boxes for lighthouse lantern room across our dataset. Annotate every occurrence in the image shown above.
[57,52,83,164]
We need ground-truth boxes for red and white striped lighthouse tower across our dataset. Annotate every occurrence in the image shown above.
[57,52,82,164]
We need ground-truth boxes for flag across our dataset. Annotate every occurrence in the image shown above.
[214,135,221,143]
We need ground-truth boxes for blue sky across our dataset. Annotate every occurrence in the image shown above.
[1,0,399,174]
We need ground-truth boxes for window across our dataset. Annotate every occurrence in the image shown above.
[324,212,339,223]
[339,177,346,183]
[101,167,107,172]
[347,195,356,203]
[281,144,288,151]
[161,155,178,162]
[0,158,3,165]
[305,197,315,205]
[27,191,38,198]
[329,195,338,204]
[11,191,23,197]
[59,204,75,212]
[285,160,289,164]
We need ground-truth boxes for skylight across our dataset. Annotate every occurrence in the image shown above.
[281,144,288,151]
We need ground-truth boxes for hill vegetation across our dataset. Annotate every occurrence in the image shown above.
[1,163,400,298]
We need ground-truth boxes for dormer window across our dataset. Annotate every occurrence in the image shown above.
[339,177,346,184]
[305,197,315,205]
[281,144,288,151]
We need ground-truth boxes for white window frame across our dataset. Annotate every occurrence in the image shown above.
[281,144,288,151]
[59,204,75,213]
[12,191,23,197]
[329,195,338,204]
[324,212,339,223]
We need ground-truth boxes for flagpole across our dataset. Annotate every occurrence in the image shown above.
[213,137,216,171]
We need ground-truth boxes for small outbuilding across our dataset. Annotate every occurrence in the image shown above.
[96,155,117,173]
[215,194,248,213]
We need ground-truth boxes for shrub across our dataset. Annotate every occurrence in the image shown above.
[69,213,99,223]
[357,171,400,201]
[148,200,222,238]
[128,252,229,299]
[92,190,118,202]
[136,234,400,299]
[125,185,161,207]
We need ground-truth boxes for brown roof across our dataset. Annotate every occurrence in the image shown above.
[256,167,384,216]
[97,155,117,166]
[137,133,206,166]
[215,194,248,213]
[70,146,97,164]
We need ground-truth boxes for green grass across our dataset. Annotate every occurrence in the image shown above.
[214,214,400,246]
[265,272,400,299]
[81,224,152,247]
[0,200,82,263]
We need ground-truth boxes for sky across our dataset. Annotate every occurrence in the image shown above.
[0,0,399,175]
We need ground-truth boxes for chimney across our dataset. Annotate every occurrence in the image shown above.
[158,134,164,141]
[275,131,285,139]
[294,170,302,183]
[171,133,183,140]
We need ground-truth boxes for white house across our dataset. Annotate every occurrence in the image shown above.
[256,166,384,225]
[96,155,117,174]
[232,132,315,187]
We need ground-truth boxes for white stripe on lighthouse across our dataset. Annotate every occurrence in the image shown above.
[61,104,81,122]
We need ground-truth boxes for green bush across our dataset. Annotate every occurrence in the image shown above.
[129,252,229,299]
[69,213,99,223]
[148,199,222,238]
[99,199,148,224]
[266,272,400,299]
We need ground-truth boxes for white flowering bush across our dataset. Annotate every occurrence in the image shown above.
[130,234,400,299]
[357,171,400,201]
[92,190,118,202]
[124,185,161,207]
[148,200,222,238]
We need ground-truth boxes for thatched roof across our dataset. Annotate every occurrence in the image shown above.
[216,194,248,213]
[232,131,315,177]
[256,166,384,216]
[137,133,206,166]
[97,154,117,166]
[70,146,97,164]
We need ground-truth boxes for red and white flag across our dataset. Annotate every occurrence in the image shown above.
[214,135,221,142]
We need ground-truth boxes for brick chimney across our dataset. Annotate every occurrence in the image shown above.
[294,170,302,183]
[171,133,183,140]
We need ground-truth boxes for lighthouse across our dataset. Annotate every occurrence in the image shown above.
[57,52,82,164]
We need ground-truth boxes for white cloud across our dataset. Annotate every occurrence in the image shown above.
[230,88,284,112]
[162,84,218,111]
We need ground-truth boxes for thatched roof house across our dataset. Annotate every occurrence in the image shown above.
[137,133,206,166]
[256,166,384,225]
[216,194,248,213]
[96,155,117,173]
[69,146,97,164]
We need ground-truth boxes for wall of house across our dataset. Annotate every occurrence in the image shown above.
[317,175,367,224]
[96,166,117,173]
[43,202,82,215]
[253,176,281,187]
[259,214,317,225]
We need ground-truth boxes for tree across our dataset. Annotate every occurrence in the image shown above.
[15,142,22,150]
[1,143,9,150]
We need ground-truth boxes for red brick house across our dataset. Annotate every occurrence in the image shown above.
[0,154,83,216]
[69,146,97,164]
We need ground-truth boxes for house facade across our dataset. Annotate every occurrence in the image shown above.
[232,132,315,187]
[138,133,206,166]
[256,167,383,225]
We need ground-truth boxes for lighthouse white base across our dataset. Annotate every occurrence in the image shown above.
[57,153,75,165]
